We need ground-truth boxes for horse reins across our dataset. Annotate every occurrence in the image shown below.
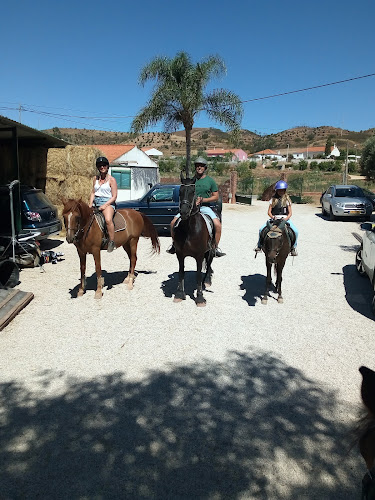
[66,202,93,243]
[179,183,199,217]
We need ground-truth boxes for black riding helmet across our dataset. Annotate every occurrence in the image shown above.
[96,156,109,169]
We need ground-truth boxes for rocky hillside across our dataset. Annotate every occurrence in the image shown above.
[43,125,374,155]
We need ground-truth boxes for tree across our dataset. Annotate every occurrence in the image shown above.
[324,136,333,157]
[131,52,243,176]
[360,136,375,180]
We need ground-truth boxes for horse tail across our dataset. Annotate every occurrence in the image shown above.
[140,213,161,254]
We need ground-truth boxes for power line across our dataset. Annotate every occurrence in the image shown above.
[240,73,375,103]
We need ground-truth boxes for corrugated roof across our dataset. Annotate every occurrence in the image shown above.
[91,144,136,162]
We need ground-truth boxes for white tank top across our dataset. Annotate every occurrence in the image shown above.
[94,178,112,198]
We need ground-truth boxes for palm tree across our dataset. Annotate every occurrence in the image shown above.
[131,52,243,177]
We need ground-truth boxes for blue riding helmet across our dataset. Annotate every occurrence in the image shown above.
[275,180,288,190]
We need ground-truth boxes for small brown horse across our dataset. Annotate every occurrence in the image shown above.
[62,199,160,299]
[260,219,292,304]
[357,366,375,499]
[172,175,214,307]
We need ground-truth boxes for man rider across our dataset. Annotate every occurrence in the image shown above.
[167,157,225,257]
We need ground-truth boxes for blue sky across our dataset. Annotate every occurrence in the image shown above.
[2,0,374,135]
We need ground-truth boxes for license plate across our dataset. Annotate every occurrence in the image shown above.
[349,210,361,214]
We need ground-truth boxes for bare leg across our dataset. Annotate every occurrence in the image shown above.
[77,249,86,297]
[93,248,103,299]
[103,205,115,242]
[213,219,222,247]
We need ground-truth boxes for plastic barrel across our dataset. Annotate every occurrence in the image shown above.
[0,259,20,288]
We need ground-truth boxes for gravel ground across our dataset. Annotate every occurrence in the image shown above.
[0,200,374,499]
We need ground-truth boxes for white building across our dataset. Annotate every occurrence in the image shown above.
[92,144,160,202]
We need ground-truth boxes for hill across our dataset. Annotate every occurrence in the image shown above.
[43,125,374,155]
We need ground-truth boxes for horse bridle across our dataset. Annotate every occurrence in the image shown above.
[179,183,199,217]
[65,202,85,242]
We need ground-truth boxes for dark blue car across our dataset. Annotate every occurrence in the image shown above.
[116,184,222,232]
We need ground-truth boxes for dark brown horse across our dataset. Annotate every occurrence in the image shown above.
[172,176,214,307]
[260,219,292,304]
[62,199,160,299]
[356,366,375,499]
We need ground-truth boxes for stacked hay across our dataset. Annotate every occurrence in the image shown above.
[46,145,102,224]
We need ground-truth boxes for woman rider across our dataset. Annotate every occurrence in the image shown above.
[255,180,298,256]
[89,156,118,252]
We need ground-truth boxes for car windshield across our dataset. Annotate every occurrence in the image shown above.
[335,187,364,198]
[23,191,52,210]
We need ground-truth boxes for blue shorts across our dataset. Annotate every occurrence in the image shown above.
[94,196,115,210]
[175,206,219,220]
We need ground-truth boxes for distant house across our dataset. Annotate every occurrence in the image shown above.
[141,147,163,159]
[205,148,248,162]
[291,144,340,159]
[250,149,283,160]
[91,144,159,202]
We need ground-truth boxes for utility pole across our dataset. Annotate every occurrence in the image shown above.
[343,141,349,184]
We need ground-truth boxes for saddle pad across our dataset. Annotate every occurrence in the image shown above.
[94,211,126,233]
[174,214,213,238]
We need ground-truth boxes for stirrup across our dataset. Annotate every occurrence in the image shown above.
[254,246,262,253]
[290,248,298,256]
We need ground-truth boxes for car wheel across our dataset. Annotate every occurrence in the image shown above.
[321,204,326,216]
[355,247,366,277]
[371,293,375,317]
[329,208,336,221]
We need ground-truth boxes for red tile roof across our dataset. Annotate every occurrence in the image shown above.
[91,144,136,163]
[252,149,278,155]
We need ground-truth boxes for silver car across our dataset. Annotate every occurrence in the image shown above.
[321,185,373,220]
[356,222,375,315]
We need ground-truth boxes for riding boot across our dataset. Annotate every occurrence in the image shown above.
[166,244,176,254]
[107,240,115,253]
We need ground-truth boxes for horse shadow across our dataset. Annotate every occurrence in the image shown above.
[39,238,65,251]
[240,274,269,306]
[342,264,374,320]
[0,350,364,499]
[161,271,213,301]
[69,270,156,297]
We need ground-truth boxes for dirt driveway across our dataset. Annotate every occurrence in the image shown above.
[0,200,373,499]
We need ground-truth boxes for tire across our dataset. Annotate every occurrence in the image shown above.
[371,293,375,317]
[355,247,366,277]
[329,208,336,221]
[321,204,326,216]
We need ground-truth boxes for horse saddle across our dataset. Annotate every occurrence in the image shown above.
[174,213,214,239]
[94,210,127,248]
[261,221,296,247]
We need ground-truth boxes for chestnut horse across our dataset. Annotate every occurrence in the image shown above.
[172,175,214,307]
[356,366,375,499]
[260,219,293,304]
[62,199,160,299]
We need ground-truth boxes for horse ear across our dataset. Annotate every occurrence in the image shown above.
[61,196,68,206]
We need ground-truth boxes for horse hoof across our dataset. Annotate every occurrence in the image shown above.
[261,298,268,305]
[77,289,84,297]
[204,280,212,288]
[95,292,102,300]
[196,301,206,307]
[127,281,134,290]
[173,297,183,303]
[277,297,284,304]
[124,276,130,284]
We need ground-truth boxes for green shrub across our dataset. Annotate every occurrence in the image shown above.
[298,160,308,171]
[249,160,257,169]
[309,161,319,171]
[348,161,358,173]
